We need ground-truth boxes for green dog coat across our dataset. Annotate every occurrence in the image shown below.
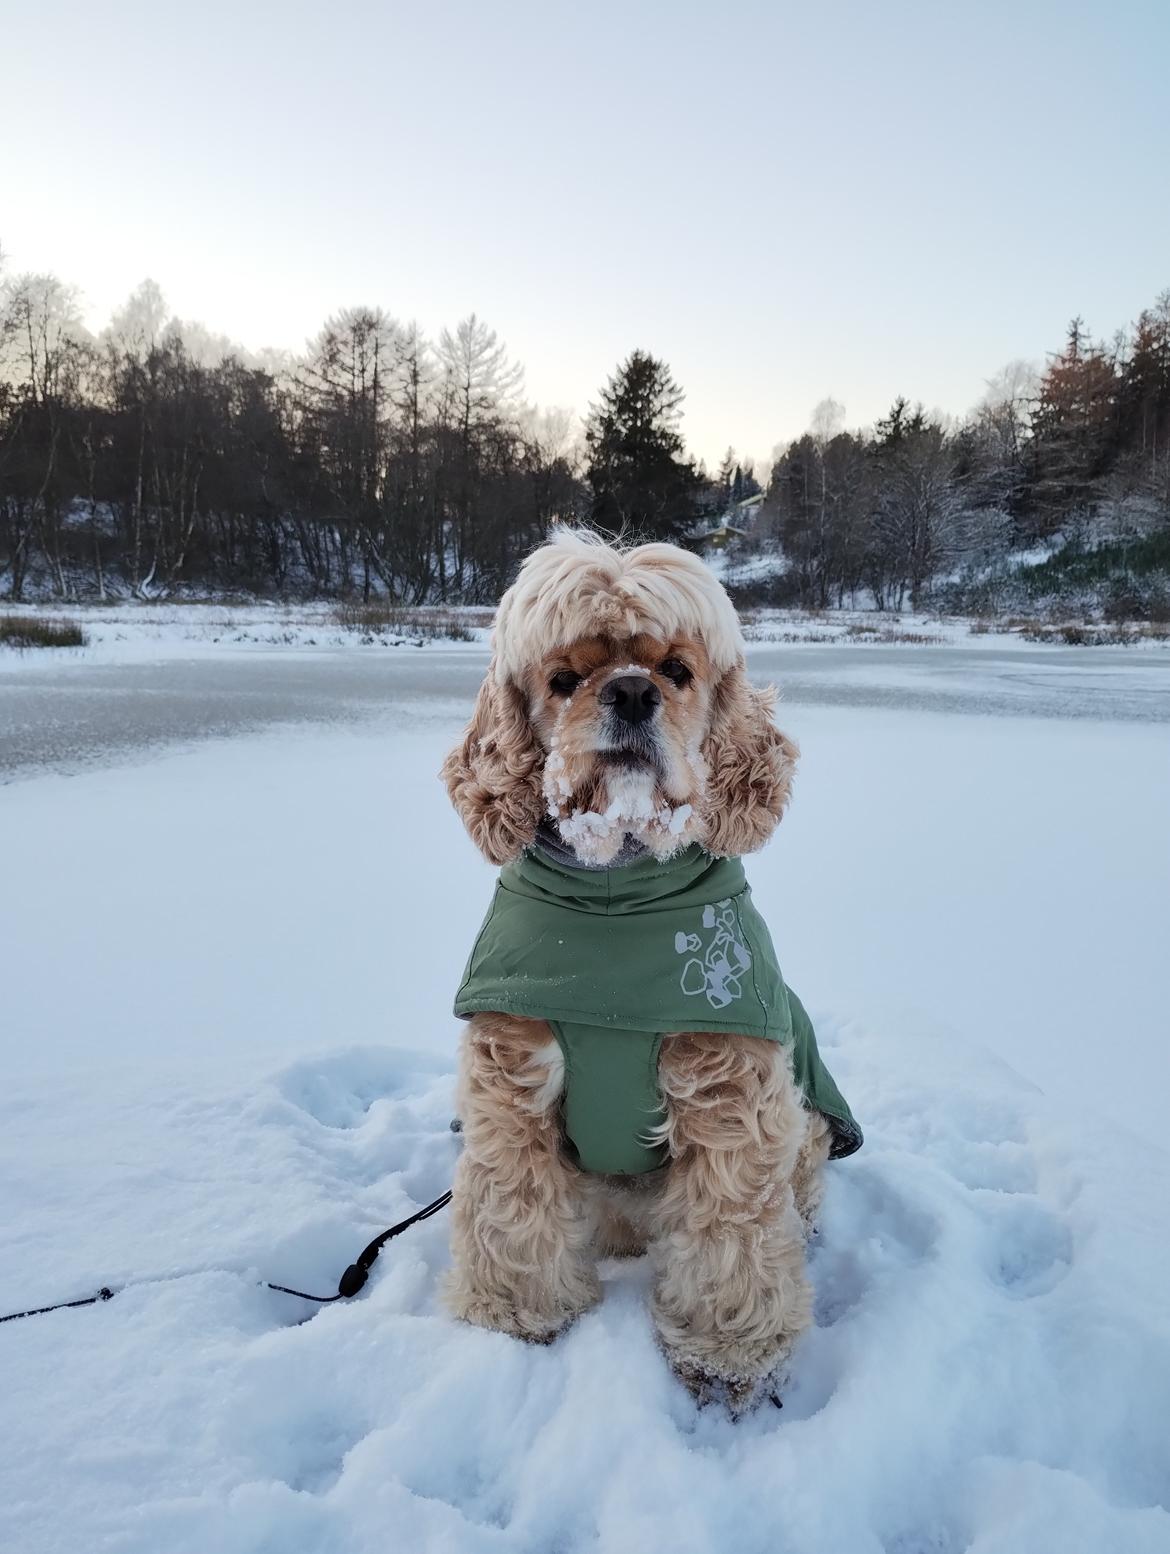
[454,842,862,1176]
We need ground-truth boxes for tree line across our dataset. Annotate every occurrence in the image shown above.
[762,300,1170,614]
[0,275,590,602]
[1,257,1168,615]
[0,263,739,604]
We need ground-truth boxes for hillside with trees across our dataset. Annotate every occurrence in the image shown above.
[1,255,1167,621]
[758,306,1170,621]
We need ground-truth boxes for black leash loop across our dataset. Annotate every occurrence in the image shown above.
[0,1190,452,1325]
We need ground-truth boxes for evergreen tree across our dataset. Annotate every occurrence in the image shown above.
[585,350,701,542]
[1026,319,1118,534]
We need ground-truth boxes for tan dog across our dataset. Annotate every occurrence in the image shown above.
[441,529,834,1410]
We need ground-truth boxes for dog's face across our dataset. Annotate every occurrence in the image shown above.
[521,631,714,864]
[442,532,798,867]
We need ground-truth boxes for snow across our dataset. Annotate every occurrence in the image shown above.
[739,607,1170,652]
[2,648,1169,1553]
[552,769,695,866]
[0,600,491,673]
[705,546,789,586]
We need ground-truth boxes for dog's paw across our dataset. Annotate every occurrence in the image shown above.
[669,1355,790,1417]
[449,1293,572,1343]
[664,1340,795,1417]
[444,1273,599,1345]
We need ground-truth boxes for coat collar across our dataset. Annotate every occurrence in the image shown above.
[507,839,748,916]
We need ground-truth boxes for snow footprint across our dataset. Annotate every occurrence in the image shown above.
[925,1106,1073,1298]
[975,1192,1073,1299]
[275,1046,452,1130]
[265,1046,458,1196]
[806,1162,943,1336]
[811,1243,867,1328]
[786,1167,943,1420]
[941,1137,1038,1195]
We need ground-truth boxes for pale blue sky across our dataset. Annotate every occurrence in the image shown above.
[3,0,1168,467]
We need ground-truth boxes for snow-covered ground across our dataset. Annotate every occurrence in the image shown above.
[0,601,493,672]
[3,599,1167,681]
[2,645,1169,1553]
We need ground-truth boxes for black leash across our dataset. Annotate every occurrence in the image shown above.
[0,1288,116,1324]
[0,1189,452,1325]
[265,1190,452,1303]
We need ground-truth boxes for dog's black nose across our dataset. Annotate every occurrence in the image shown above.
[600,673,661,726]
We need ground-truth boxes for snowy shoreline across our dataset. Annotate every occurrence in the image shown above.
[3,598,1169,674]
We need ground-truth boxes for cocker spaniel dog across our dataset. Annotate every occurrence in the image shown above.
[441,529,860,1411]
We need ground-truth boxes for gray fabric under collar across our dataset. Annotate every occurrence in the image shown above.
[533,820,648,871]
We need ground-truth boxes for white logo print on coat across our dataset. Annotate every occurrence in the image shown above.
[674,900,752,1009]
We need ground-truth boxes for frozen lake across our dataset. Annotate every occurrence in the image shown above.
[3,640,1169,782]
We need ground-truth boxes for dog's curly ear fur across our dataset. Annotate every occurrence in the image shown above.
[441,670,545,865]
[701,662,798,857]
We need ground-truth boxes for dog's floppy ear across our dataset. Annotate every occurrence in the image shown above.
[700,661,798,857]
[441,668,544,865]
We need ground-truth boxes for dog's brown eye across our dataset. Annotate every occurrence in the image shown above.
[549,670,582,696]
[659,658,692,687]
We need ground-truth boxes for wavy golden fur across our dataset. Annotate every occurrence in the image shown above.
[441,530,824,1412]
[441,677,545,867]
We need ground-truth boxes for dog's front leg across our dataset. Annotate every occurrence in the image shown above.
[445,1012,599,1342]
[651,1033,812,1411]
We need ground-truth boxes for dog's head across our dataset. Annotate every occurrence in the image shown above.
[441,529,798,866]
